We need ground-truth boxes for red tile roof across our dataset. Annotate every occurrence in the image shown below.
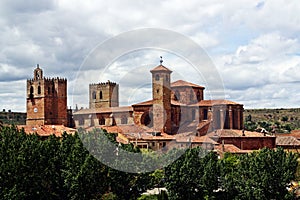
[214,144,252,154]
[132,99,186,107]
[276,136,300,146]
[191,99,242,106]
[150,65,172,73]
[17,125,76,137]
[207,129,266,137]
[171,80,205,89]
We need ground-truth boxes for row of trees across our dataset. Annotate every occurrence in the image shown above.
[0,126,298,199]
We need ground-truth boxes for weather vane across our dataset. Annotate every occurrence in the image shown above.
[160,56,163,65]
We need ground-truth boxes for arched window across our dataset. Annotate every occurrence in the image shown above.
[165,75,168,81]
[38,86,41,94]
[203,109,208,120]
[197,91,201,101]
[30,86,34,98]
[99,91,103,99]
[155,74,159,81]
[175,90,180,101]
[92,91,96,99]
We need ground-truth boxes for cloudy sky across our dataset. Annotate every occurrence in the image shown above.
[1,0,300,112]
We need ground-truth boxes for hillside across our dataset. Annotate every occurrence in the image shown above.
[244,108,300,133]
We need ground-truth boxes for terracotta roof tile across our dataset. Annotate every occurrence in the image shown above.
[150,65,172,73]
[214,144,251,154]
[207,129,266,137]
[132,99,186,107]
[171,80,205,88]
[17,125,76,137]
[276,136,300,146]
[191,100,242,106]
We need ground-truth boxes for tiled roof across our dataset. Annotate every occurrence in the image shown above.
[175,135,218,145]
[171,80,205,88]
[150,65,172,73]
[191,100,242,106]
[214,144,252,154]
[207,129,266,138]
[276,130,300,140]
[17,125,76,137]
[73,106,133,115]
[276,136,300,146]
[132,99,186,107]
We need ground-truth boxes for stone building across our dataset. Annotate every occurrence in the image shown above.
[73,59,244,137]
[26,65,68,126]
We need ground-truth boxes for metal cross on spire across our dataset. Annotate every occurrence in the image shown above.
[160,56,163,65]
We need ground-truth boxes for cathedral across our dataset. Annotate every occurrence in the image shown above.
[24,61,278,153]
[73,58,244,139]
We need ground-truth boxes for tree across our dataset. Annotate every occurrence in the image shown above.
[219,148,298,200]
[164,148,219,200]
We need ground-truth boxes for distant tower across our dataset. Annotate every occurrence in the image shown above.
[150,57,172,134]
[89,80,119,109]
[26,64,67,126]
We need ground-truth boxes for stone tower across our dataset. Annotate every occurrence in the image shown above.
[89,81,119,109]
[150,58,172,134]
[26,64,67,126]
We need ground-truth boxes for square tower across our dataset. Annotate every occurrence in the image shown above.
[150,58,172,134]
[26,65,67,126]
[89,80,119,109]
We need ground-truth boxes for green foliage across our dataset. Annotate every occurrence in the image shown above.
[0,126,298,200]
[219,148,298,200]
[165,148,219,200]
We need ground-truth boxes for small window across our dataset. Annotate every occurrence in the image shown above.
[165,75,168,81]
[121,116,127,124]
[203,109,208,120]
[92,91,96,99]
[157,89,159,94]
[79,118,84,125]
[100,91,103,99]
[175,90,180,101]
[155,74,159,81]
[38,86,41,94]
[30,86,34,98]
[99,117,105,125]
[197,91,201,101]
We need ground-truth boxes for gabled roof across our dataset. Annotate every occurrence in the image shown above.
[190,99,242,107]
[150,65,172,73]
[132,99,186,107]
[171,80,205,89]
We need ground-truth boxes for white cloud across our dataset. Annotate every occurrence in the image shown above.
[1,0,300,111]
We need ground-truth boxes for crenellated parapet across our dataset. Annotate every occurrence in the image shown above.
[89,80,117,87]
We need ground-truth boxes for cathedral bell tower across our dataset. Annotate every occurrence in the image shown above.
[150,57,172,134]
[26,64,67,126]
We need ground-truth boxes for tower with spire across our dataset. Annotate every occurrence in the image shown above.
[150,57,172,134]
